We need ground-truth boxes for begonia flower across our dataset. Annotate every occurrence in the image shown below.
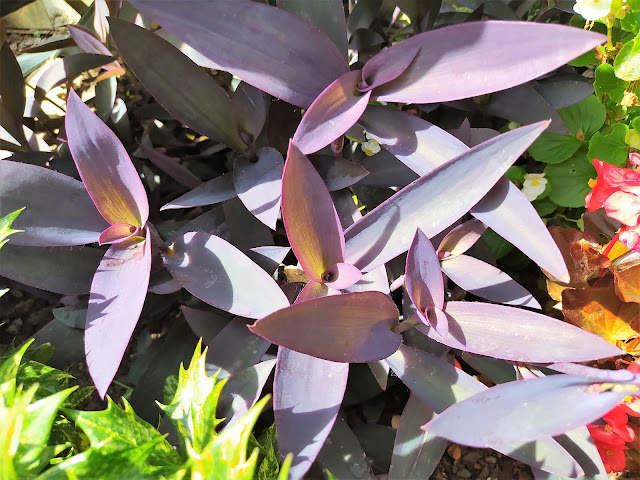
[521,173,547,201]
[573,0,613,20]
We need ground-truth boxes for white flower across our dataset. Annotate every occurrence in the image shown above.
[573,0,613,20]
[521,173,548,202]
[361,132,381,156]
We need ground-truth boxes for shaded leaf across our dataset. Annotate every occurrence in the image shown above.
[135,140,202,190]
[160,172,236,211]
[614,262,640,303]
[309,155,369,191]
[438,219,486,258]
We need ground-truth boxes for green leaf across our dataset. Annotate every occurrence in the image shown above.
[568,49,597,67]
[588,123,630,166]
[163,374,178,405]
[52,306,87,329]
[615,35,640,81]
[325,470,340,480]
[0,385,36,480]
[0,340,32,402]
[0,208,24,250]
[558,95,606,138]
[545,150,597,207]
[621,11,640,34]
[505,166,526,184]
[532,197,558,217]
[157,339,226,454]
[278,454,293,480]
[594,63,629,103]
[481,228,514,260]
[63,397,182,466]
[257,424,281,480]
[527,132,583,164]
[16,359,74,402]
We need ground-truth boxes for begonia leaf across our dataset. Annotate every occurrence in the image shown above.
[282,143,346,281]
[441,254,541,308]
[369,22,605,103]
[310,155,369,191]
[0,244,102,295]
[274,348,349,480]
[160,172,236,211]
[418,301,624,362]
[358,106,569,281]
[109,18,248,153]
[528,132,583,165]
[250,292,401,363]
[0,160,108,246]
[424,375,635,448]
[385,345,583,477]
[562,281,640,348]
[130,0,349,108]
[558,95,606,139]
[438,219,486,258]
[344,121,548,273]
[293,70,372,155]
[86,234,152,398]
[388,395,447,480]
[66,89,148,228]
[233,148,284,230]
[614,263,640,303]
[163,232,289,319]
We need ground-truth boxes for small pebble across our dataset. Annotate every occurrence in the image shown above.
[486,456,497,464]
[458,468,472,478]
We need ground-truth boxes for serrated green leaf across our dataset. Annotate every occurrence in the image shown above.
[25,342,55,365]
[163,374,179,405]
[16,360,74,402]
[558,95,606,138]
[545,150,597,207]
[277,454,293,480]
[1,340,33,403]
[64,386,95,409]
[594,63,629,103]
[37,437,185,480]
[257,424,281,480]
[64,397,182,467]
[157,339,225,454]
[615,35,640,81]
[588,123,630,166]
[0,208,24,250]
[0,385,36,480]
[527,131,583,164]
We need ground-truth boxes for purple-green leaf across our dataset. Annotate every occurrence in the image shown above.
[0,160,108,246]
[419,302,624,362]
[249,291,401,363]
[163,231,289,319]
[130,0,349,108]
[293,70,371,154]
[66,89,149,228]
[86,233,151,398]
[233,148,284,230]
[424,375,633,448]
[344,121,548,272]
[438,219,486,258]
[370,21,606,103]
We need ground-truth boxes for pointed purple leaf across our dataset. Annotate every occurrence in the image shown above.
[441,254,541,309]
[135,140,202,190]
[98,222,140,245]
[534,80,595,110]
[163,232,289,319]
[309,155,369,191]
[418,302,624,362]
[250,292,401,363]
[0,160,108,246]
[282,143,345,281]
[231,82,269,144]
[370,21,605,103]
[358,150,419,188]
[0,42,26,129]
[293,70,371,154]
[130,0,349,108]
[406,229,445,315]
[548,363,640,384]
[233,147,284,230]
[109,17,248,153]
[438,219,486,258]
[424,375,632,448]
[86,233,151,398]
[361,46,419,91]
[344,121,548,272]
[206,317,272,378]
[296,280,338,302]
[160,172,236,211]
[68,25,122,70]
[66,89,149,227]
[322,262,362,290]
[244,246,291,274]
[181,306,230,345]
[274,347,349,480]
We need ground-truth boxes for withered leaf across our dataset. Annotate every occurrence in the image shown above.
[614,263,640,303]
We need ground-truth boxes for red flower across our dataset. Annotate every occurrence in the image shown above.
[594,442,628,473]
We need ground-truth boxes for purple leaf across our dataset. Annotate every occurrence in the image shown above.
[344,121,548,272]
[0,42,26,132]
[231,82,269,145]
[274,348,349,480]
[233,147,284,230]
[316,414,374,479]
[358,150,419,188]
[418,302,624,362]
[98,222,141,245]
[361,46,419,91]
[441,254,541,309]
[222,197,274,249]
[0,160,108,246]
[249,291,401,363]
[181,306,229,345]
[86,233,152,398]
[93,0,109,42]
[438,219,486,258]
[163,232,289,319]
[130,0,349,108]
[135,140,202,190]
[296,281,338,302]
[108,18,248,153]
[67,25,122,71]
[282,142,346,282]
[206,317,272,378]
[370,22,605,103]
[0,244,102,295]
[217,359,276,427]
[66,89,149,228]
[406,229,445,313]
[548,363,639,383]
[160,172,236,211]
[322,262,363,290]
[293,70,371,154]
[423,375,633,448]
[244,246,291,274]
[388,395,447,480]
[34,54,114,103]
[309,155,369,191]
[534,80,595,110]
[148,268,182,295]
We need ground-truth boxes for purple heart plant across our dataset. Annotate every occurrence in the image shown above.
[2,1,640,478]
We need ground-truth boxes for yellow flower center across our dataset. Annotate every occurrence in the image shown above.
[588,178,597,188]
[531,180,539,186]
